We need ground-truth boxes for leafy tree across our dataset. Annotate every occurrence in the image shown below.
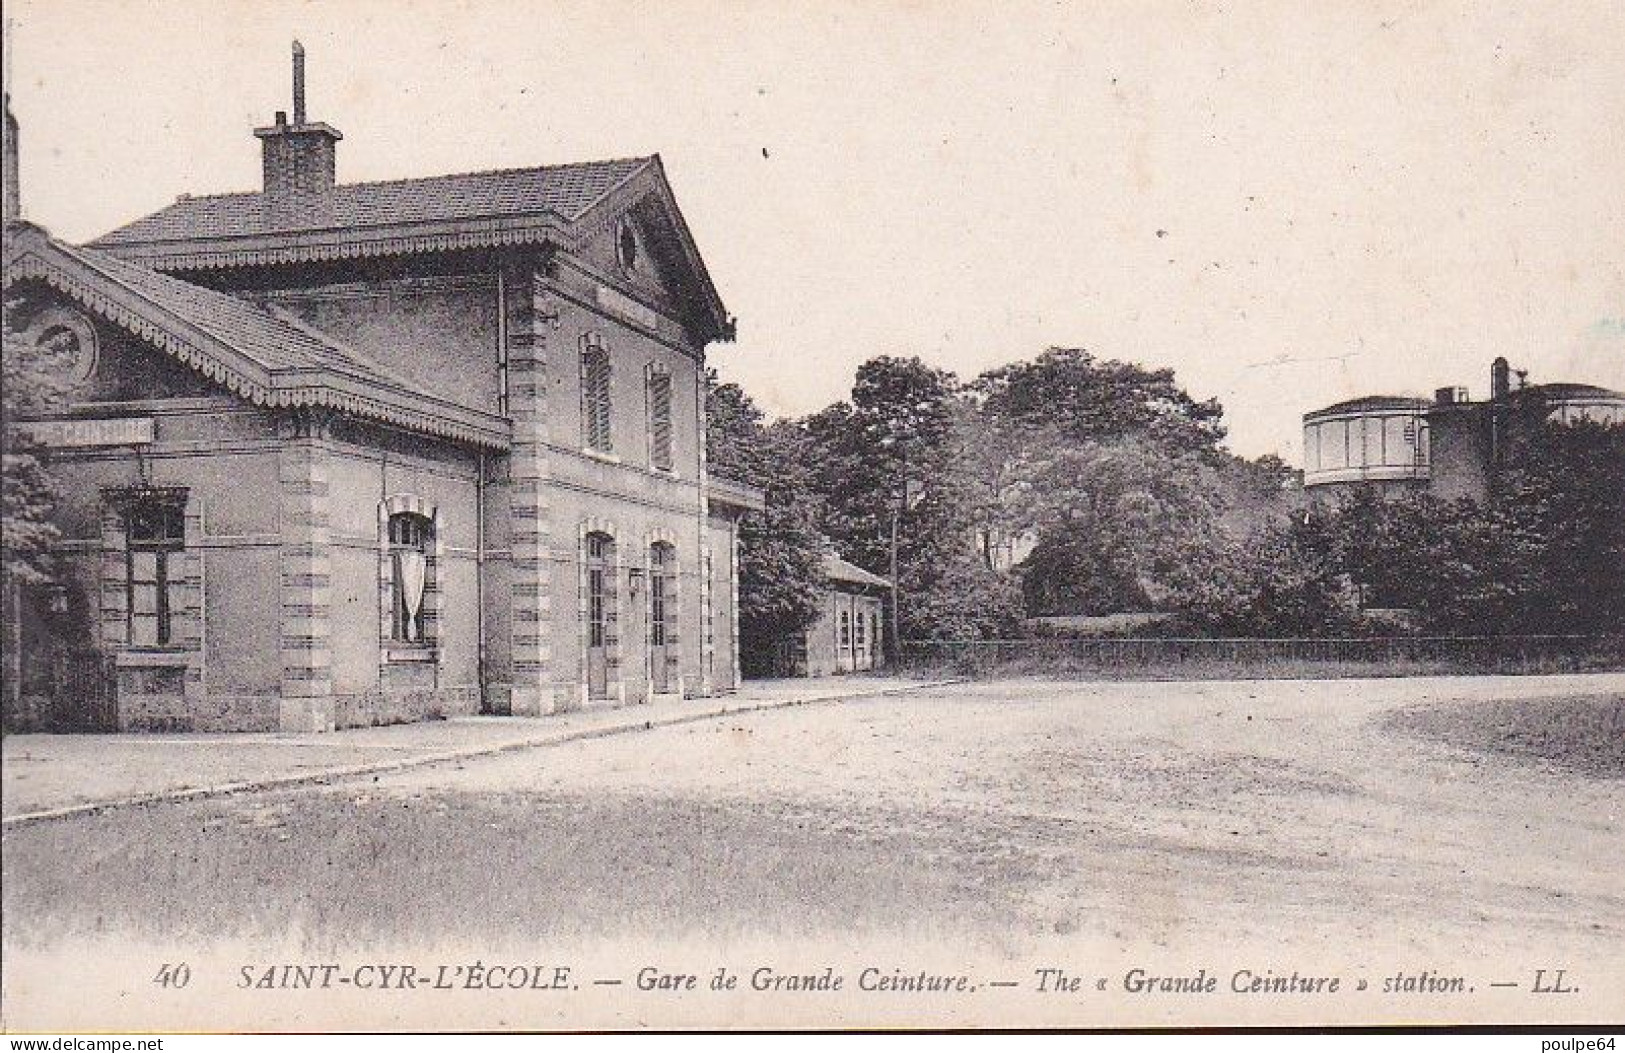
[974,346,1227,458]
[2,323,70,587]
[1211,451,1302,539]
[899,541,1025,641]
[1016,437,1227,615]
[1160,507,1361,636]
[804,356,962,570]
[803,356,995,639]
[961,348,1248,616]
[1497,419,1625,634]
[704,372,828,673]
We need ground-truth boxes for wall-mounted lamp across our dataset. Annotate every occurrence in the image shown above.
[627,567,645,597]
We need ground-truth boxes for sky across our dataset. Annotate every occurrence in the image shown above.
[6,0,1623,461]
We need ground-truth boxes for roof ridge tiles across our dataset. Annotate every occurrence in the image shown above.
[325,154,655,191]
[153,156,658,205]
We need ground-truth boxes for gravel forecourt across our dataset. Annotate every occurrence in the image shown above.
[3,673,1620,1030]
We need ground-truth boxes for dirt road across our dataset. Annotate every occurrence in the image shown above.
[4,674,1620,1030]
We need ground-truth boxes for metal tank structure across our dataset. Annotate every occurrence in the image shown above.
[1526,382,1625,426]
[1429,359,1625,502]
[1301,395,1431,498]
[1304,359,1624,504]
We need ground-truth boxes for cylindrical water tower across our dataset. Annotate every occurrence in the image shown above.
[1302,396,1431,497]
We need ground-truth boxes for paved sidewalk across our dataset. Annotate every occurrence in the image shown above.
[1,676,955,825]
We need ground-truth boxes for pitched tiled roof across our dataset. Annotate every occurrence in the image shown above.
[93,158,654,246]
[824,554,890,590]
[4,224,509,449]
[59,241,423,388]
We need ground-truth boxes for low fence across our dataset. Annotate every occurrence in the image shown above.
[895,635,1625,680]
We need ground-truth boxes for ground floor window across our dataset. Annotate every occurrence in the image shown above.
[125,499,185,647]
[389,511,433,644]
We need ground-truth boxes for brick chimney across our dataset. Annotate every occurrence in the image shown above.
[253,41,342,228]
[2,92,19,227]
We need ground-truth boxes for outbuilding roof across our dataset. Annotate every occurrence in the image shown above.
[824,554,890,590]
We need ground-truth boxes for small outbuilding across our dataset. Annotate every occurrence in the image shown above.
[793,554,889,677]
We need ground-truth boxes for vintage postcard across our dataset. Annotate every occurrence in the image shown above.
[2,0,1622,1035]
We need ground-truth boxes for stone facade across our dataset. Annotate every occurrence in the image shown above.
[1,51,759,733]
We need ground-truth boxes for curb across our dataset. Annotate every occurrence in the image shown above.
[1,679,963,829]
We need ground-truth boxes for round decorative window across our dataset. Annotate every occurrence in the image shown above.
[616,219,640,272]
[26,308,99,384]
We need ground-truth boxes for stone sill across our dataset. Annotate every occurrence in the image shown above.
[115,649,198,668]
[385,647,438,664]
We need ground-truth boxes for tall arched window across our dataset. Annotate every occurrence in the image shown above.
[581,335,613,453]
[389,512,433,644]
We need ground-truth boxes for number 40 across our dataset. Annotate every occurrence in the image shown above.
[152,963,191,989]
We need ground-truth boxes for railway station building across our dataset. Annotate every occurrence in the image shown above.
[1,48,762,732]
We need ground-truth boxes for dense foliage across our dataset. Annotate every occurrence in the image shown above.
[802,356,1023,640]
[2,324,70,588]
[722,348,1619,650]
[1159,420,1625,637]
[704,373,829,672]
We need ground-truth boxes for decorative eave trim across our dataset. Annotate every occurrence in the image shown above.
[5,246,511,451]
[6,251,276,401]
[90,214,571,273]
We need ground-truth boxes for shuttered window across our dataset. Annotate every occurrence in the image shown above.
[582,338,613,453]
[648,368,673,471]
